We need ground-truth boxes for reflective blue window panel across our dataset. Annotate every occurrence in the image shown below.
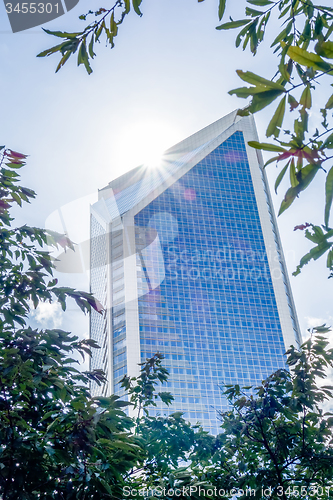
[134,131,286,435]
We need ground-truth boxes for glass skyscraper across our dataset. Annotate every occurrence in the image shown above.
[89,111,301,434]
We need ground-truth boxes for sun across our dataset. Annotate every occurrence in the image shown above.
[113,120,181,172]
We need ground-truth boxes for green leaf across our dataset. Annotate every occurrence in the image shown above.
[245,7,263,16]
[298,163,320,190]
[315,40,333,59]
[327,247,333,269]
[323,133,333,149]
[247,0,273,4]
[248,141,286,152]
[88,35,96,59]
[274,161,290,193]
[300,85,312,109]
[264,154,281,167]
[218,0,226,20]
[216,19,250,30]
[40,410,58,422]
[132,0,142,16]
[110,11,118,37]
[95,22,104,42]
[289,158,298,187]
[325,93,333,110]
[266,95,286,138]
[55,51,71,73]
[37,42,69,58]
[279,186,299,215]
[228,86,256,98]
[287,45,333,73]
[325,166,333,227]
[249,88,285,113]
[279,57,291,82]
[42,28,81,38]
[288,94,299,111]
[77,39,92,75]
[279,163,320,215]
[293,240,332,275]
[11,192,22,206]
[236,70,286,90]
[98,478,113,495]
[124,0,130,13]
[270,20,293,47]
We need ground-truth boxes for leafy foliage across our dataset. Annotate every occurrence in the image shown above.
[0,146,142,499]
[36,0,228,74]
[37,0,140,73]
[120,329,333,499]
[292,222,333,276]
[119,353,215,497]
[215,0,333,274]
[203,328,333,500]
[121,352,174,418]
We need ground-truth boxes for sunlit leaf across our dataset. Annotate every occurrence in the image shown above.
[325,166,333,227]
[228,86,256,98]
[236,70,286,90]
[266,95,286,138]
[279,186,299,215]
[287,45,333,72]
[325,93,333,110]
[279,163,320,215]
[315,40,333,59]
[300,85,312,109]
[248,141,286,152]
[290,158,298,187]
[274,161,290,193]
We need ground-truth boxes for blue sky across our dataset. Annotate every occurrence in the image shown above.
[0,0,332,345]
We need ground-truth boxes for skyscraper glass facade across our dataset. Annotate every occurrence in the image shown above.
[90,113,301,434]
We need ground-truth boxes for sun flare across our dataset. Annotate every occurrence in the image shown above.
[113,120,181,172]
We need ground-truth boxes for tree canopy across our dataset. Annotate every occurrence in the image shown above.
[0,146,142,498]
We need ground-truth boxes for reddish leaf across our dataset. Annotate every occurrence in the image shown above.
[0,200,11,209]
[294,223,311,231]
[6,149,28,159]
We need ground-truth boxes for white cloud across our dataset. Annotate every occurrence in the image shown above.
[305,316,333,329]
[29,301,63,329]
[303,316,333,341]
